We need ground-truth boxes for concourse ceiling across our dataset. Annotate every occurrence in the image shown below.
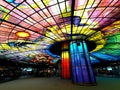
[0,0,120,64]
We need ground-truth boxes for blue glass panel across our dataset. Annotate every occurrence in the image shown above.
[90,56,100,64]
[91,52,117,61]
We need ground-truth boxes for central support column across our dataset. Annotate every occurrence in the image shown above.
[70,40,96,85]
[61,42,70,79]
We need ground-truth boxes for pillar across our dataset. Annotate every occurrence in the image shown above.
[70,40,96,85]
[61,42,71,79]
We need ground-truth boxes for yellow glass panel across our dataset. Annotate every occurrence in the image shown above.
[2,44,10,49]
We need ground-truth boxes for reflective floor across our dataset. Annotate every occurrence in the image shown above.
[0,76,120,90]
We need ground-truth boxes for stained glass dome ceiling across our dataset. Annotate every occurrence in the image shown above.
[0,0,120,64]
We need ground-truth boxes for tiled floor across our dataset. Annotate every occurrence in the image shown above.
[0,76,120,90]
